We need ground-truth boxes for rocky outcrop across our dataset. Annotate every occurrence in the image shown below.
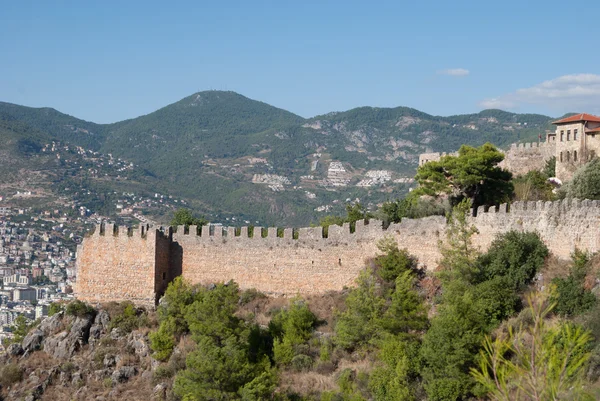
[43,314,94,359]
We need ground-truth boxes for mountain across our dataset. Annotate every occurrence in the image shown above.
[0,92,556,225]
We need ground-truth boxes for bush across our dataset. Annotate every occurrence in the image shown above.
[374,237,418,283]
[0,363,23,387]
[566,157,600,199]
[66,300,95,318]
[551,250,597,317]
[108,301,148,333]
[240,288,267,305]
[477,230,548,290]
[48,302,64,317]
[149,326,176,362]
[290,354,313,372]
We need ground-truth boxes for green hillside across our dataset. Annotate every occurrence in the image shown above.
[0,92,557,225]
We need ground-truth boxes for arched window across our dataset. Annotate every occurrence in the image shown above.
[561,131,564,141]
[566,151,570,161]
[560,152,563,162]
[567,130,571,141]
[574,151,578,161]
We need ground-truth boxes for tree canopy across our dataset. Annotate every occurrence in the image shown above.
[415,143,513,209]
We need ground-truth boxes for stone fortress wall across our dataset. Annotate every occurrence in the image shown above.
[75,199,600,307]
[497,142,556,176]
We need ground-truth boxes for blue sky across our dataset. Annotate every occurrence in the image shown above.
[1,0,599,123]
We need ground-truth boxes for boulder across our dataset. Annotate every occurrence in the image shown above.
[22,329,44,352]
[127,332,149,357]
[111,366,138,383]
[6,343,23,357]
[43,313,94,359]
[94,309,110,329]
[38,313,63,335]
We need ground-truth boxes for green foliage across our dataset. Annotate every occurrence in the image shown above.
[239,288,267,305]
[290,354,313,372]
[415,143,513,208]
[543,156,556,178]
[335,244,427,351]
[108,302,148,333]
[438,200,480,284]
[369,336,421,401]
[149,327,176,362]
[473,276,521,330]
[477,231,548,290]
[421,289,488,401]
[512,170,555,201]
[380,192,449,224]
[566,157,600,200]
[374,237,418,283]
[320,203,374,234]
[65,300,95,318]
[171,208,208,229]
[152,279,277,400]
[270,298,317,365]
[10,315,36,343]
[48,302,64,317]
[335,269,386,350]
[472,292,593,401]
[551,250,597,317]
[0,363,23,387]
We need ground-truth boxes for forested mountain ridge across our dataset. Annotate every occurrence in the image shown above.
[0,92,557,225]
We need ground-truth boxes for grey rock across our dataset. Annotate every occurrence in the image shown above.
[94,369,110,381]
[29,374,40,385]
[141,370,152,380]
[72,371,83,385]
[127,332,149,357]
[153,383,167,398]
[94,309,110,329]
[89,324,103,342]
[22,329,44,352]
[103,354,116,368]
[24,395,35,401]
[39,312,63,334]
[42,314,94,359]
[110,328,124,340]
[6,343,23,357]
[111,366,138,383]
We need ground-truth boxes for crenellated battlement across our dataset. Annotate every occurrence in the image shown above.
[75,200,600,306]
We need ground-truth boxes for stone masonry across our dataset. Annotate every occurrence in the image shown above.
[75,199,600,307]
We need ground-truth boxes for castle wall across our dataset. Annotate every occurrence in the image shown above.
[498,142,556,176]
[75,200,600,306]
[75,225,171,307]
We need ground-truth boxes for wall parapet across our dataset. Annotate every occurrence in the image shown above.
[76,199,600,306]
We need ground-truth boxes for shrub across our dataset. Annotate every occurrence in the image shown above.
[566,157,600,199]
[65,300,95,318]
[240,288,267,305]
[374,237,418,283]
[551,250,597,317]
[48,302,64,317]
[149,326,176,362]
[477,230,548,290]
[0,363,23,387]
[108,301,148,333]
[290,354,313,372]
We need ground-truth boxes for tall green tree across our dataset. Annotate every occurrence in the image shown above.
[415,143,513,209]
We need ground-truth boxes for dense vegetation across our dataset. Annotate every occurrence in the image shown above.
[139,200,600,400]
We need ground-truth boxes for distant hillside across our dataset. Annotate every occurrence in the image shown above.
[0,92,557,225]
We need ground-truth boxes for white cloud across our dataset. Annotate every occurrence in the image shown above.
[480,73,600,113]
[438,68,470,77]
